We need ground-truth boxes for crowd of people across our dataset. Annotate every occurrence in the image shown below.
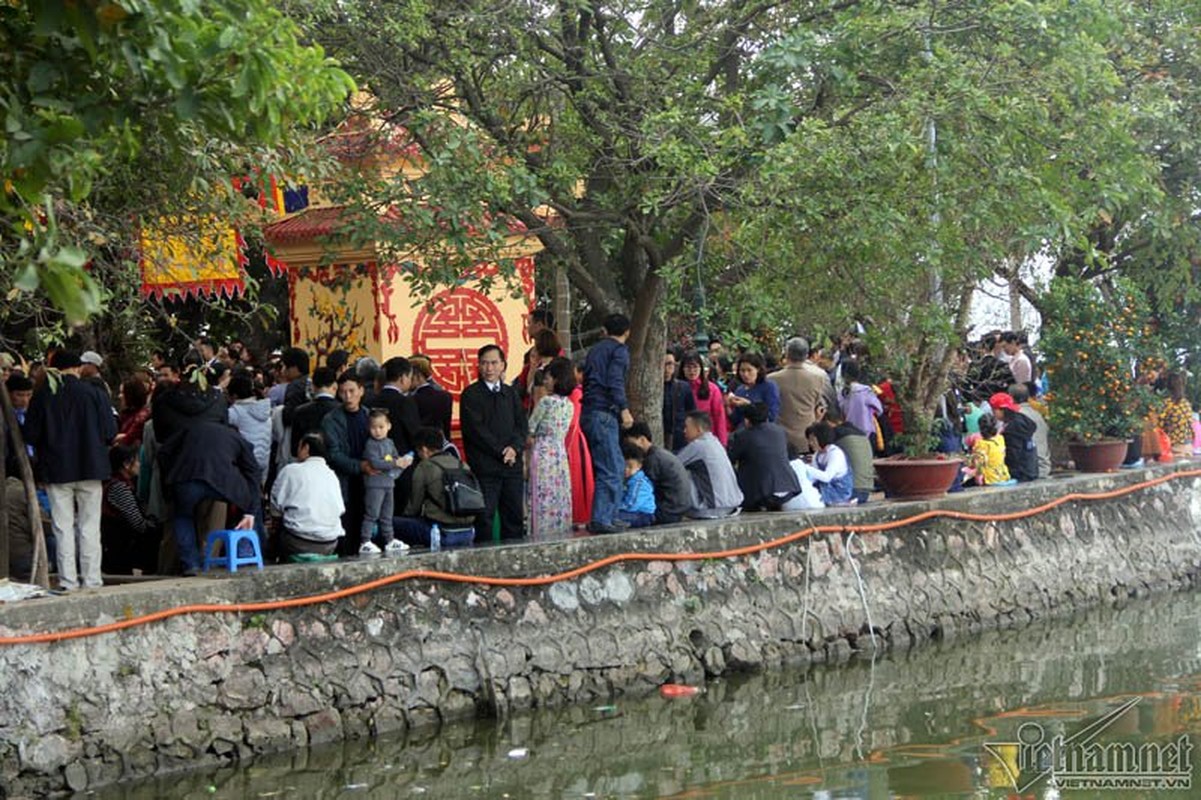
[1,318,1198,590]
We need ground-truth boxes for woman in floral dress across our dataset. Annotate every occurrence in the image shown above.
[527,357,576,538]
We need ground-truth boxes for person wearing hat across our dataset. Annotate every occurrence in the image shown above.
[79,350,114,401]
[988,391,1039,483]
[4,373,35,477]
[24,350,118,590]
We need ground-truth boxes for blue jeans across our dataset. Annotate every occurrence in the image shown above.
[582,410,621,526]
[616,511,655,528]
[393,517,475,548]
[174,475,263,569]
[172,480,225,573]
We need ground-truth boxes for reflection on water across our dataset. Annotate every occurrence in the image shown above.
[97,590,1201,799]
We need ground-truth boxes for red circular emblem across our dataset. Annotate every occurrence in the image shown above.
[412,287,510,400]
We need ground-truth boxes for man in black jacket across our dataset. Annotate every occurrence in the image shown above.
[662,350,696,452]
[375,357,424,509]
[460,345,527,541]
[159,420,262,575]
[290,366,339,456]
[279,346,311,427]
[409,355,453,438]
[622,422,694,525]
[151,356,228,445]
[24,351,118,589]
[726,402,801,511]
[375,357,423,456]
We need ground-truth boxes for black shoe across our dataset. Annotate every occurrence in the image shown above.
[611,519,631,530]
[587,522,622,534]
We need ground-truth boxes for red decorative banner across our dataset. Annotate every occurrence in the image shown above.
[411,287,510,400]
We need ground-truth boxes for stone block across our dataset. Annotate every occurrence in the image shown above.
[63,760,88,791]
[245,717,292,752]
[278,684,324,718]
[304,708,343,744]
[21,734,77,772]
[521,600,549,626]
[219,666,267,710]
[548,581,580,611]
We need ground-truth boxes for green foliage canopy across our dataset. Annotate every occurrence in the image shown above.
[1,0,354,323]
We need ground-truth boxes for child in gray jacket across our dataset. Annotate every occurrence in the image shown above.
[360,409,412,555]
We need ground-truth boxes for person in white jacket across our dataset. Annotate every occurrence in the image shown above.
[270,433,345,557]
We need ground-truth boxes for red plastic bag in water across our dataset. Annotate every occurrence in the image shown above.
[659,684,700,698]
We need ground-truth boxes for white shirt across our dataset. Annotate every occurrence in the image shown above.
[781,460,825,511]
[1009,351,1032,384]
[804,444,849,484]
[269,456,345,542]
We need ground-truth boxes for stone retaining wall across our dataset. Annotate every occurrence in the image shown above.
[2,464,1199,794]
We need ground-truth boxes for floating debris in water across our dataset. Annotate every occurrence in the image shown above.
[593,705,618,713]
[785,704,806,710]
[659,684,700,698]
[507,747,530,759]
[344,783,369,790]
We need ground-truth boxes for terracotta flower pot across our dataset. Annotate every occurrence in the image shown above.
[873,457,963,501]
[1067,439,1129,473]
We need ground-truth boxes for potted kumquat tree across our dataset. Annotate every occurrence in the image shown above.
[1038,277,1157,472]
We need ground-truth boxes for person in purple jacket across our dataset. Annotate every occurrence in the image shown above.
[838,360,883,437]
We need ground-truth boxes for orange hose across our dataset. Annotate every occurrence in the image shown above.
[2,468,1199,647]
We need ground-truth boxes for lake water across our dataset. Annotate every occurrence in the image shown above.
[95,589,1201,799]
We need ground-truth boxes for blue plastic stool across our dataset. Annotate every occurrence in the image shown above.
[203,529,264,572]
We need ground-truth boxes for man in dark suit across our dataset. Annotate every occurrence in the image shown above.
[279,346,311,427]
[460,345,527,541]
[410,355,453,438]
[374,356,424,509]
[289,366,340,456]
[726,402,800,511]
[374,357,423,456]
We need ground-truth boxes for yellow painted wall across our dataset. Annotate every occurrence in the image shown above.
[289,256,536,427]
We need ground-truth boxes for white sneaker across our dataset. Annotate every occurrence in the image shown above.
[384,539,411,555]
[359,541,382,556]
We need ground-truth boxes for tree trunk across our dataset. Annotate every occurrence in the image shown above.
[1005,258,1023,330]
[0,383,49,588]
[626,308,668,446]
[554,263,572,356]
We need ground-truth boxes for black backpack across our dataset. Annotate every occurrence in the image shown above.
[436,459,486,516]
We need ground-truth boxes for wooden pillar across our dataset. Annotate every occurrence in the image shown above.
[0,382,49,588]
[1,410,8,581]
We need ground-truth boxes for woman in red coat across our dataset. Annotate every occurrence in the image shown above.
[681,351,729,445]
[566,360,594,528]
[113,377,151,448]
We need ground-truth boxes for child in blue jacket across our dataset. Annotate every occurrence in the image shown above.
[617,441,657,528]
